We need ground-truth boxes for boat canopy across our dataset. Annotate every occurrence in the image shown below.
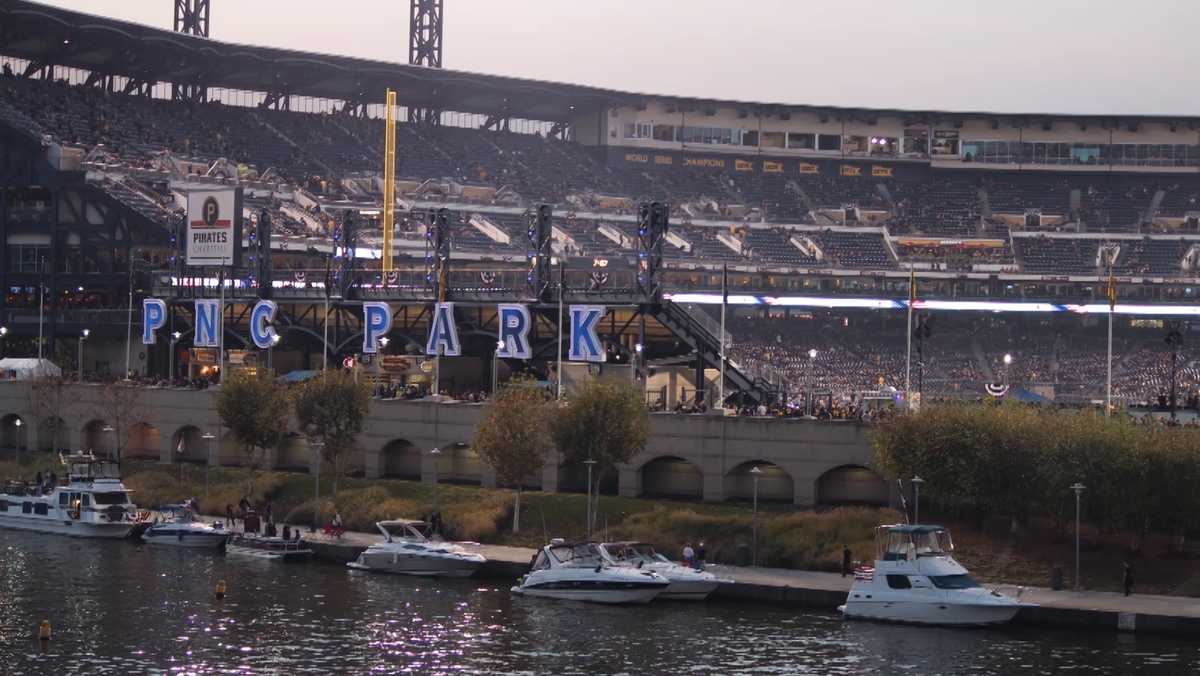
[875,524,954,561]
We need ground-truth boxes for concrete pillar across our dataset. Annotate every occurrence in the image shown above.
[794,476,817,507]
[540,458,560,494]
[363,444,382,479]
[617,465,639,498]
[159,433,175,464]
[702,471,725,503]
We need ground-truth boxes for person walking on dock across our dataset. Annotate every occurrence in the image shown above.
[842,545,853,577]
[1123,562,1134,597]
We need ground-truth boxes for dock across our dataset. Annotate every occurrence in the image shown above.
[272,525,1200,639]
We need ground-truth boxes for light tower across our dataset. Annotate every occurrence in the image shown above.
[171,0,210,103]
[409,0,444,124]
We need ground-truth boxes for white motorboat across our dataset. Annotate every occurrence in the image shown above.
[597,541,724,601]
[226,533,312,561]
[511,540,670,604]
[838,524,1030,626]
[347,519,486,578]
[141,504,230,548]
[0,452,143,539]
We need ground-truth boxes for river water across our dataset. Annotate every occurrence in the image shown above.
[0,530,1195,675]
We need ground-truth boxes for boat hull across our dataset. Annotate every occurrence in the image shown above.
[511,584,666,604]
[226,545,312,562]
[348,550,482,578]
[0,514,133,539]
[839,600,1021,627]
[142,528,229,548]
[659,578,720,601]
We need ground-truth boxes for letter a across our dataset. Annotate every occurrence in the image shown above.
[426,302,461,356]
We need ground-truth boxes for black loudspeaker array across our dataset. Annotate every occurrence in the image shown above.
[636,202,669,302]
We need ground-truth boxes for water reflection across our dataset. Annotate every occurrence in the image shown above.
[0,530,1194,674]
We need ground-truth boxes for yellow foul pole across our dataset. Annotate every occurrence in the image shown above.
[382,89,397,275]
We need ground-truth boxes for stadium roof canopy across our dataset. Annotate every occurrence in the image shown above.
[2,0,1198,126]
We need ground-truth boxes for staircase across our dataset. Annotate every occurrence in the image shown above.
[654,302,772,403]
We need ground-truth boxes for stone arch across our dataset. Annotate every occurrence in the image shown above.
[0,414,29,451]
[171,425,210,464]
[381,439,421,480]
[724,460,794,503]
[445,442,482,485]
[816,464,889,506]
[639,455,703,500]
[557,459,618,496]
[81,419,114,456]
[126,422,161,460]
[37,416,67,452]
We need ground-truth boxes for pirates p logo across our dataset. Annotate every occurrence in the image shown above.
[203,196,220,226]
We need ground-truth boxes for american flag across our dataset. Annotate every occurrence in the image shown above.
[853,566,875,582]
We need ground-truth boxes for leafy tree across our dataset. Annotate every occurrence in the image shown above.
[552,378,649,535]
[473,379,554,533]
[293,369,371,494]
[95,381,146,462]
[27,376,68,451]
[215,369,290,498]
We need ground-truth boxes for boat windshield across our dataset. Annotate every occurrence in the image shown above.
[381,522,429,541]
[92,491,129,506]
[628,543,666,563]
[549,543,603,566]
[914,530,953,557]
[928,574,979,589]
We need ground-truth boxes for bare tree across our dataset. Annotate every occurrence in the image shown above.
[95,381,146,462]
[27,376,68,452]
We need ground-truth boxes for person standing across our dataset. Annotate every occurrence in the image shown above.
[225,503,235,527]
[842,545,853,577]
[682,542,695,568]
[1123,562,1134,597]
[696,541,708,571]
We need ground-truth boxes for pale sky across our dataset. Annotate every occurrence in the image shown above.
[29,0,1200,116]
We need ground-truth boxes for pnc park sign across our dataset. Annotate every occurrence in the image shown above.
[140,300,609,363]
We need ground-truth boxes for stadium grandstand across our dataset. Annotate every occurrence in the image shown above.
[3,0,1200,414]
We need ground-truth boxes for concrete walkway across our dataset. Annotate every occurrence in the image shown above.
[214,517,1200,634]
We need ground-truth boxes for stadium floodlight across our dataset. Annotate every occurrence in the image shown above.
[1003,353,1013,365]
[808,349,818,359]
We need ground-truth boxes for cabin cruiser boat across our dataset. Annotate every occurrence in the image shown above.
[838,524,1030,626]
[0,452,142,538]
[226,533,312,561]
[347,519,486,578]
[141,504,230,548]
[597,541,723,601]
[511,540,670,604]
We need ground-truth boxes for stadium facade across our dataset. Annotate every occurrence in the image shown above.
[2,0,1200,409]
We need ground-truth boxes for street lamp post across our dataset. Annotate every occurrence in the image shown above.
[310,438,324,531]
[1071,482,1085,591]
[750,465,762,565]
[201,432,215,499]
[169,331,181,383]
[911,475,924,525]
[806,348,817,416]
[632,342,643,387]
[13,417,22,467]
[1002,353,1013,391]
[493,339,504,395]
[268,333,281,372]
[584,459,597,540]
[430,446,442,517]
[78,329,90,383]
[101,424,115,462]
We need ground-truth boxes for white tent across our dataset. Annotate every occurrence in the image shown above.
[0,358,63,381]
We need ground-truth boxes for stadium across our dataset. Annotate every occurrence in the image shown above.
[2,0,1200,415]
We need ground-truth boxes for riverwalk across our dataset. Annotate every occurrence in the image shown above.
[286,525,1200,639]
